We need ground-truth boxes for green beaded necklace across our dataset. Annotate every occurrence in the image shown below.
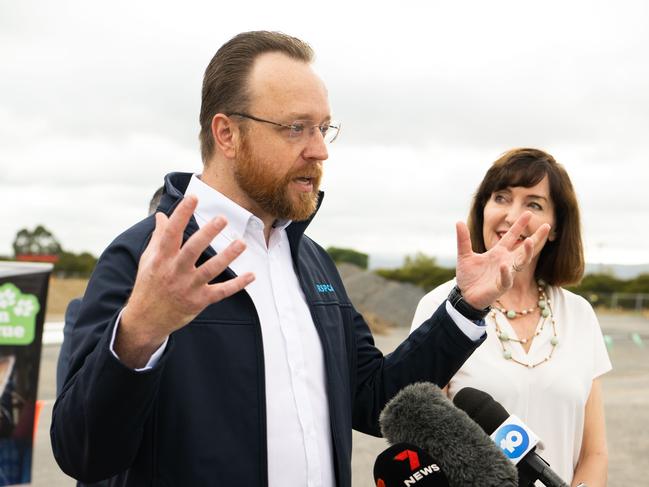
[494,281,551,319]
[493,280,559,368]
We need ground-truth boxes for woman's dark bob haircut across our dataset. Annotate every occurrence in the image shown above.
[467,148,584,286]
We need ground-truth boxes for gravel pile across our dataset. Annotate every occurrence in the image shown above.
[337,263,426,328]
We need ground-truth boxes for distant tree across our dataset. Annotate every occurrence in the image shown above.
[567,273,626,295]
[12,225,62,256]
[54,251,98,278]
[624,273,649,294]
[12,229,32,255]
[567,273,633,308]
[376,252,455,291]
[326,247,369,269]
[10,225,98,276]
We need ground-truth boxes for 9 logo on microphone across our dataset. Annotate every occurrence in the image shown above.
[494,424,529,459]
[490,414,539,463]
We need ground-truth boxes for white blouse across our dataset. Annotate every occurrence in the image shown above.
[410,279,612,485]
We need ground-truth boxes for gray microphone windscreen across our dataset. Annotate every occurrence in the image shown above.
[379,382,518,487]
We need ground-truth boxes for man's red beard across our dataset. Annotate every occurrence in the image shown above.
[234,134,322,221]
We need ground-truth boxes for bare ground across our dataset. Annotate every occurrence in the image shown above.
[45,277,88,320]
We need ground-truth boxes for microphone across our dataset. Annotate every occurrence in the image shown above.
[373,442,449,486]
[453,387,569,487]
[379,382,518,487]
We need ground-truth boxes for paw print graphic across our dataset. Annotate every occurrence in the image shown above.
[0,282,40,345]
[0,288,17,309]
[14,298,36,317]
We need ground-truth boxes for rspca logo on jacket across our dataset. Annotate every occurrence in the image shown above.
[315,283,335,293]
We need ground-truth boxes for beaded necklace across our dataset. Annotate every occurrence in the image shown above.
[493,281,552,320]
[492,280,559,368]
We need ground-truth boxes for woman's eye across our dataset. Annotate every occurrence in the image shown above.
[529,202,543,210]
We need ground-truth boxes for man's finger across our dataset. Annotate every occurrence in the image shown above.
[512,238,534,271]
[194,239,247,285]
[176,216,228,271]
[205,272,255,304]
[456,221,474,258]
[499,262,513,291]
[523,237,534,263]
[527,223,551,256]
[160,195,199,254]
[148,212,168,248]
[498,211,532,249]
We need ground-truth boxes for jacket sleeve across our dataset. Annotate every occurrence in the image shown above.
[50,222,171,482]
[350,299,485,437]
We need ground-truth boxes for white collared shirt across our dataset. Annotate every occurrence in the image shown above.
[186,175,334,487]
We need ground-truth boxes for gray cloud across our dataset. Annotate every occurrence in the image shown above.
[1,0,647,264]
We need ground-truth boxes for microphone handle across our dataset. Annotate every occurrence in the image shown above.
[521,452,569,487]
[517,465,537,487]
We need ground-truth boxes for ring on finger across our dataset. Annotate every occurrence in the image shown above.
[512,262,523,272]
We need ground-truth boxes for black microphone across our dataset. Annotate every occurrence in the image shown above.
[379,382,518,487]
[373,442,449,486]
[453,387,569,487]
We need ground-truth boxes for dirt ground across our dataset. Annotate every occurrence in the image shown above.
[45,277,88,319]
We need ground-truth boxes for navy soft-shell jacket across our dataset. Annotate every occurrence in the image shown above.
[51,172,484,486]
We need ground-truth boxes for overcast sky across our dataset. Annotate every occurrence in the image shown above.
[2,0,648,267]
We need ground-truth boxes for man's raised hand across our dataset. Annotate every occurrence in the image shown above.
[454,211,550,310]
[116,196,254,368]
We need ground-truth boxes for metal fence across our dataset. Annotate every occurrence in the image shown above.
[579,292,649,312]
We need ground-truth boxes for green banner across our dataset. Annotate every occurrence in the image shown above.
[0,283,40,346]
[0,262,52,486]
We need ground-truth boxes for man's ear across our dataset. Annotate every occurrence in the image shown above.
[211,114,238,159]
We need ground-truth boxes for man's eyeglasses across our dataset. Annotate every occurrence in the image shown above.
[228,112,341,144]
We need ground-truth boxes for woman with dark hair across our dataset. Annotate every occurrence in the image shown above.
[411,148,611,486]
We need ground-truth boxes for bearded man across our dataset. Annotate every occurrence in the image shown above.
[51,31,549,487]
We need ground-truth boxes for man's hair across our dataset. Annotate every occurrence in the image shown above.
[199,31,314,163]
[467,148,585,286]
[148,185,164,216]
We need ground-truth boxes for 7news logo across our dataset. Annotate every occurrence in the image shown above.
[394,449,421,471]
[375,448,441,487]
